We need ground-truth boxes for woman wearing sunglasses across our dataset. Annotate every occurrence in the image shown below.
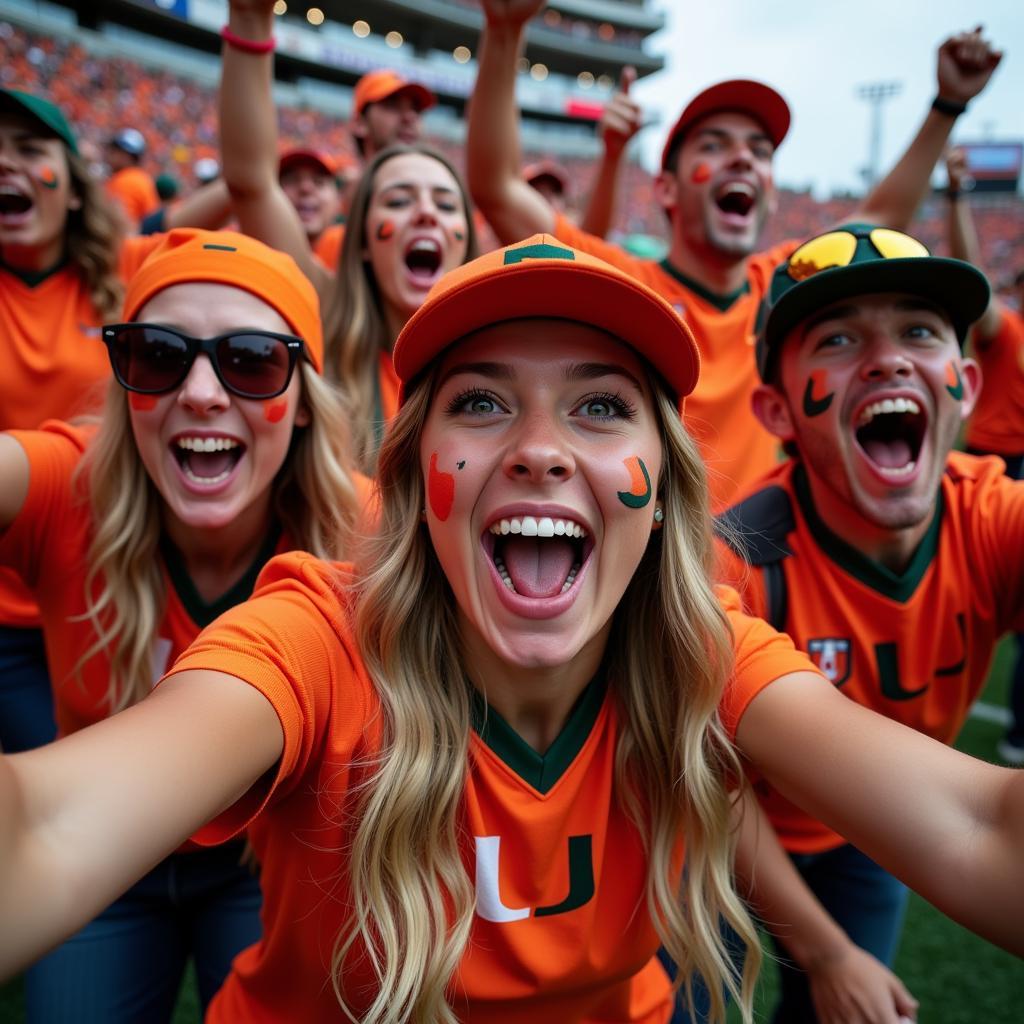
[2,237,1023,1024]
[0,227,361,1022]
[218,0,477,472]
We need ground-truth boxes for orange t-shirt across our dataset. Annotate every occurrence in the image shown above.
[0,422,294,737]
[105,166,161,227]
[313,223,345,272]
[0,234,162,625]
[166,552,816,1023]
[717,453,1024,853]
[965,305,1024,457]
[552,214,796,509]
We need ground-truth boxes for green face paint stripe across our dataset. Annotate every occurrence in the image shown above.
[503,242,576,265]
[945,362,964,401]
[617,457,652,509]
[802,375,834,418]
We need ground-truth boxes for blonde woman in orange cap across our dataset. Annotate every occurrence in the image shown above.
[219,0,476,472]
[2,238,1024,1024]
[0,228,361,1022]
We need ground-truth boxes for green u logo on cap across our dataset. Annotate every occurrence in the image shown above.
[503,242,575,266]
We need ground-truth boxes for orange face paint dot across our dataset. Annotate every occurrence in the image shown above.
[427,451,455,521]
[128,394,158,412]
[376,220,395,241]
[263,399,288,423]
[37,165,59,189]
[690,162,711,184]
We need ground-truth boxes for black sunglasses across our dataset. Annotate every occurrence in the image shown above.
[102,324,305,400]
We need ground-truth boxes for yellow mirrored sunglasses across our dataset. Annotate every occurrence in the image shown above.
[786,228,929,283]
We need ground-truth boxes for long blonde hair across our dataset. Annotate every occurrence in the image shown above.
[337,367,760,1023]
[323,145,479,473]
[74,364,360,713]
[65,149,125,322]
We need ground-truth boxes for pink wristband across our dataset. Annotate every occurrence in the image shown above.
[220,25,276,55]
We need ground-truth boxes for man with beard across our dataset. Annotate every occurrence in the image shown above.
[467,0,1002,508]
[717,223,1024,1022]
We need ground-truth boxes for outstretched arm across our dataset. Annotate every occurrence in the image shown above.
[944,147,1002,340]
[0,670,282,978]
[737,672,1024,958]
[219,0,329,293]
[855,26,1002,230]
[734,788,918,1024]
[163,179,233,232]
[579,66,642,239]
[468,0,556,243]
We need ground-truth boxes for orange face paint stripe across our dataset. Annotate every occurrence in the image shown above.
[36,165,59,190]
[427,451,455,521]
[263,399,288,423]
[128,394,158,411]
[690,162,711,184]
[376,220,395,241]
[616,456,652,509]
[945,361,964,400]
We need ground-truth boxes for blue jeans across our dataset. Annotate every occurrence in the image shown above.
[0,625,56,753]
[770,843,908,1024]
[25,841,262,1023]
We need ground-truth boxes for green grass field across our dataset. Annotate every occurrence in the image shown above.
[3,642,1022,1023]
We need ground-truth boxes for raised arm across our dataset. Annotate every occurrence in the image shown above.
[579,66,642,239]
[855,26,1002,230]
[219,0,329,292]
[0,669,282,978]
[734,788,918,1024]
[737,672,1024,957]
[468,0,556,243]
[944,148,1002,340]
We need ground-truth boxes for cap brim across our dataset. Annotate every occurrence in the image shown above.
[662,79,789,167]
[761,257,991,374]
[279,149,336,176]
[395,259,699,401]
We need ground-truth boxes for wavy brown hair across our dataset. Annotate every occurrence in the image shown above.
[323,145,478,473]
[65,148,126,322]
[335,358,760,1023]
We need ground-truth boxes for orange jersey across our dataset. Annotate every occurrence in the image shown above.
[313,222,345,271]
[965,305,1024,456]
[166,551,817,1023]
[0,422,292,737]
[105,166,160,227]
[551,214,795,509]
[717,453,1024,853]
[0,234,161,625]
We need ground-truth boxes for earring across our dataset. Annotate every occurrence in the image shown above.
[653,506,664,523]
[420,507,428,523]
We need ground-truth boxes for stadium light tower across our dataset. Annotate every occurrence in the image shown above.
[856,81,903,189]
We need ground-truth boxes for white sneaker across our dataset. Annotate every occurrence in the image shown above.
[996,737,1024,766]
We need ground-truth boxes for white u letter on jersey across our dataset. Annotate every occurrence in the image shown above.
[474,836,529,922]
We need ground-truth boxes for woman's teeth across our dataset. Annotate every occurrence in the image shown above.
[488,515,586,538]
[176,436,240,453]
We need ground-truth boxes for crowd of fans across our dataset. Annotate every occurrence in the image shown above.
[2,18,1020,283]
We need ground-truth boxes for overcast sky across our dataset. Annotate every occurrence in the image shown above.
[629,1,1023,197]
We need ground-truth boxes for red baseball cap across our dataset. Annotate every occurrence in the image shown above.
[278,147,339,178]
[393,235,700,402]
[353,70,436,117]
[122,229,324,373]
[660,79,790,169]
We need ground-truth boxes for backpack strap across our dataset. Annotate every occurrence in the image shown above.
[716,485,795,632]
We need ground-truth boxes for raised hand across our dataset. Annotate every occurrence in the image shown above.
[936,26,1003,105]
[479,0,548,29]
[600,66,643,159]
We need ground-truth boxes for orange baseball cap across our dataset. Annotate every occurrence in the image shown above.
[278,147,339,178]
[121,229,323,373]
[393,235,700,402]
[353,69,436,117]
[660,79,790,168]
